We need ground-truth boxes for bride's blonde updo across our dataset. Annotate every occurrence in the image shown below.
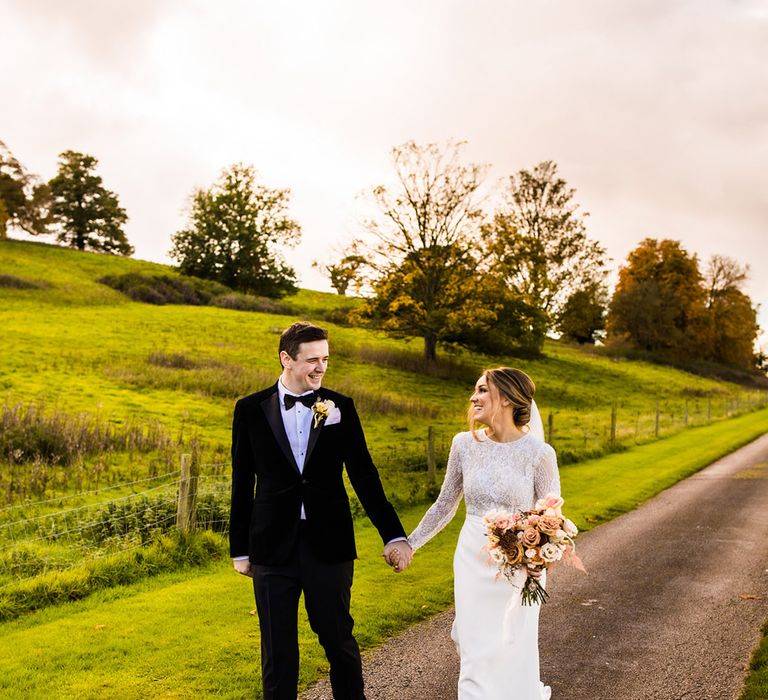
[469,367,536,434]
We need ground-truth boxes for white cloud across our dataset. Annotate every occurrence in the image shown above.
[2,0,766,327]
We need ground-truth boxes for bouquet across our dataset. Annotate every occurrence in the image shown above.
[483,494,584,606]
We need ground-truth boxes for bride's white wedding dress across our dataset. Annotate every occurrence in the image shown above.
[408,415,560,700]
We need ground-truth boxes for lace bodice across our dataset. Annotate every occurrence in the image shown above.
[408,430,560,552]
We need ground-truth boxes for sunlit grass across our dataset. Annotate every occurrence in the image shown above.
[1,409,766,698]
[2,237,764,507]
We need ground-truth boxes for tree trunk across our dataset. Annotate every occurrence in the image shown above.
[424,333,437,362]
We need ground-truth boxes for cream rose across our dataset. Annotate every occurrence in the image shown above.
[563,519,579,537]
[540,542,563,562]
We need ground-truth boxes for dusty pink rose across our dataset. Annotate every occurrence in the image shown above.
[527,514,540,526]
[536,494,565,515]
[495,516,511,531]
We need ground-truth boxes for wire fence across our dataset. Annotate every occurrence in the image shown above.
[0,463,229,590]
[1,390,766,590]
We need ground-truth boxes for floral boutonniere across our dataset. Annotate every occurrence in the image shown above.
[311,398,336,429]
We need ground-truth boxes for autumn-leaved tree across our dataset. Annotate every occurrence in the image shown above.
[313,239,367,296]
[170,163,300,298]
[607,238,706,354]
[700,255,758,369]
[484,161,606,328]
[359,141,495,361]
[48,150,132,255]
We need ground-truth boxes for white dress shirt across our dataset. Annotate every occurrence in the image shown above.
[277,380,314,519]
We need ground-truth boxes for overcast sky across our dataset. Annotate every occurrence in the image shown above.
[3,0,767,340]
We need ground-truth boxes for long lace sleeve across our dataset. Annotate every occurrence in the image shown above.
[533,443,561,500]
[407,434,464,552]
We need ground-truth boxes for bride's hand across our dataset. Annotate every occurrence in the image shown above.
[383,541,413,572]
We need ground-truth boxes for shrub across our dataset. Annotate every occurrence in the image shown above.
[211,292,294,314]
[98,273,230,305]
[0,273,46,289]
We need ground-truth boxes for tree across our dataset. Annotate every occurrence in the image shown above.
[701,255,758,369]
[484,161,607,326]
[359,141,493,361]
[170,163,300,298]
[557,282,608,344]
[704,254,748,303]
[0,140,52,239]
[313,239,367,295]
[48,150,132,255]
[607,239,706,355]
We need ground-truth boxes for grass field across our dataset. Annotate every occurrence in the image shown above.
[2,238,767,698]
[0,408,766,699]
[3,238,763,504]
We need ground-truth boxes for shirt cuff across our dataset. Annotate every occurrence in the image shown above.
[232,555,249,561]
[386,537,408,544]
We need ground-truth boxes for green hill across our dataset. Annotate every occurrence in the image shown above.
[1,237,764,500]
[1,238,767,698]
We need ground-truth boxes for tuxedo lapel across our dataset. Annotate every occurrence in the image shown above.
[305,410,323,465]
[261,390,300,474]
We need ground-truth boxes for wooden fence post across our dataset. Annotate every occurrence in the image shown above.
[684,399,689,426]
[707,397,711,423]
[547,413,554,445]
[426,426,436,485]
[655,402,660,438]
[610,403,617,446]
[177,453,199,533]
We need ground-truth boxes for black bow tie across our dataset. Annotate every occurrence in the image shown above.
[283,393,316,410]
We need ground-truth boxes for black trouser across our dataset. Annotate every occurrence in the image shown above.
[251,525,365,700]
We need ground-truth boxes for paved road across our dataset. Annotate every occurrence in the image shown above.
[302,433,768,700]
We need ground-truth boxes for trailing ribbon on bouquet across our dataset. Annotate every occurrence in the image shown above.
[502,567,529,645]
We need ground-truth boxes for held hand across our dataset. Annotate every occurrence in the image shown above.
[233,559,253,577]
[383,541,413,573]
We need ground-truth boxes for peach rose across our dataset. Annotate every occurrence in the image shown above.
[505,541,524,566]
[538,515,563,536]
[522,527,541,547]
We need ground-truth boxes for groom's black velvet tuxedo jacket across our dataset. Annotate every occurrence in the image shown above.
[229,383,406,565]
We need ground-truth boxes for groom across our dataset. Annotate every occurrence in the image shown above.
[230,321,413,700]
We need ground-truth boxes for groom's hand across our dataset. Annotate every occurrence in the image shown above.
[233,559,253,577]
[383,541,413,573]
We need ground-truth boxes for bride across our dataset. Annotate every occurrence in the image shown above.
[406,367,559,700]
